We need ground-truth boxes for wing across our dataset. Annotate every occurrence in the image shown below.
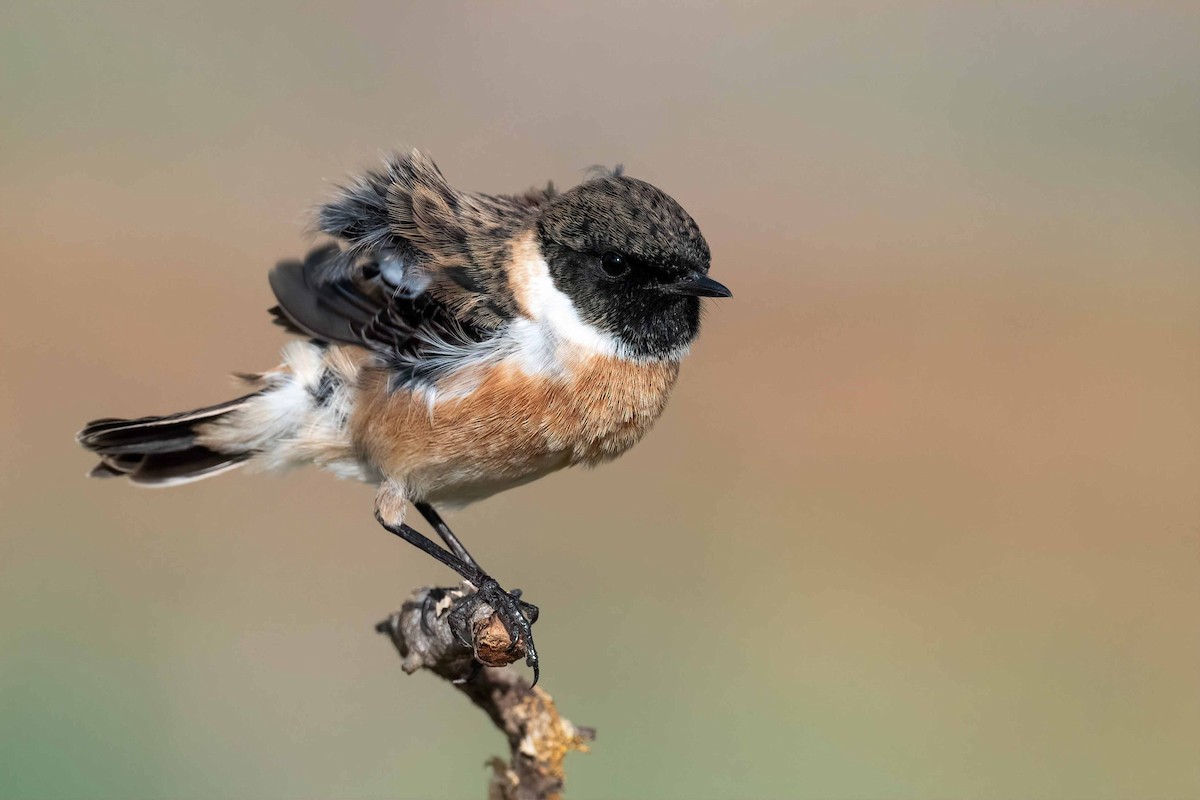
[268,245,490,389]
[269,150,556,389]
[313,149,555,328]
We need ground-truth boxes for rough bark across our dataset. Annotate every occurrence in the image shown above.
[376,584,593,800]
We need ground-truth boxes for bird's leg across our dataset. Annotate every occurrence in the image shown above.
[444,575,540,684]
[374,507,540,685]
[416,502,540,634]
[415,501,480,572]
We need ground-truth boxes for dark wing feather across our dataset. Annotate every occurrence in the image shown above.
[270,150,552,389]
[269,244,490,389]
[268,245,370,343]
[314,149,552,329]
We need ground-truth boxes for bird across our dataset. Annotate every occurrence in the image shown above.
[76,149,731,683]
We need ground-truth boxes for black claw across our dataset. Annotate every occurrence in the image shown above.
[446,594,477,648]
[462,577,540,684]
[508,589,540,626]
[419,588,447,637]
[378,506,541,685]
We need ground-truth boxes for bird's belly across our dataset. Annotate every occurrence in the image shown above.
[352,353,681,503]
[417,449,573,507]
[372,395,579,505]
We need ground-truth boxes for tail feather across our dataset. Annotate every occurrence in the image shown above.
[77,394,259,487]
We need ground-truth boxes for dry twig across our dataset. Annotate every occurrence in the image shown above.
[376,585,593,800]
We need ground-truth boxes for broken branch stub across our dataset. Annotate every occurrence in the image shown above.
[376,584,593,800]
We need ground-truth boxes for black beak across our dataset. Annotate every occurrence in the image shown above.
[664,272,733,298]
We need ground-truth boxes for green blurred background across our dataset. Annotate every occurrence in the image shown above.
[2,2,1197,798]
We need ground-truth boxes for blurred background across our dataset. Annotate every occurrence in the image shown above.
[1,2,1197,798]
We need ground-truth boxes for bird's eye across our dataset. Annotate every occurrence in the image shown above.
[600,251,628,278]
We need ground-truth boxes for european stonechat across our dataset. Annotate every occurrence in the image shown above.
[77,150,731,681]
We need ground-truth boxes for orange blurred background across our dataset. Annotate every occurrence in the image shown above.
[2,2,1197,798]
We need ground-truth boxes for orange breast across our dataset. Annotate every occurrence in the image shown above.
[351,353,680,503]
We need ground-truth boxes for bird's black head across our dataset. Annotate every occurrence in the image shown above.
[535,173,729,359]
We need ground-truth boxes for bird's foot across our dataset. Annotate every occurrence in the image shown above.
[418,587,451,636]
[448,576,540,685]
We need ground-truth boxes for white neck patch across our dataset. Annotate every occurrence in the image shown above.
[486,230,692,379]
[507,230,631,363]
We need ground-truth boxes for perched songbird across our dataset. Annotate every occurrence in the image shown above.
[77,150,731,681]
